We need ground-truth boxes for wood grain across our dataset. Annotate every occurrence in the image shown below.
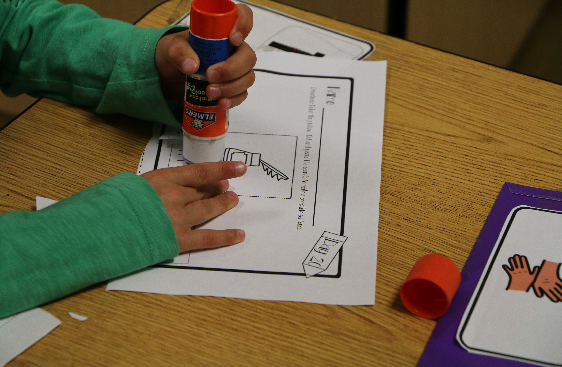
[2,0,562,366]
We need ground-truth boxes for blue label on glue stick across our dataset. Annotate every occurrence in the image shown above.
[188,32,234,74]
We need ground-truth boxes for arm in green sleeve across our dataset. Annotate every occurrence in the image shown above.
[0,0,187,127]
[0,173,179,319]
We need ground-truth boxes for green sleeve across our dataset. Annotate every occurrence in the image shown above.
[0,0,187,126]
[0,173,179,319]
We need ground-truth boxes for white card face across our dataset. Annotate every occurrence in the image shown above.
[457,206,562,366]
[175,0,375,60]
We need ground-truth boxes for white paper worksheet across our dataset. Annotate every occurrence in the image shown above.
[108,52,387,305]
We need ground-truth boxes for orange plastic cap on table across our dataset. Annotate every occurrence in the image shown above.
[400,254,461,319]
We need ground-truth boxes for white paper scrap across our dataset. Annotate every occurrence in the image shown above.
[68,312,88,321]
[35,196,58,210]
[0,198,63,365]
[0,309,61,367]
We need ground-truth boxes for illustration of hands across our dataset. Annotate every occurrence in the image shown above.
[503,254,562,303]
[223,148,289,181]
[532,260,562,302]
[502,254,539,291]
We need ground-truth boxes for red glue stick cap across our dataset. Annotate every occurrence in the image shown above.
[400,254,461,319]
[190,0,237,40]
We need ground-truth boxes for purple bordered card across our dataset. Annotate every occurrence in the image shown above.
[418,182,562,367]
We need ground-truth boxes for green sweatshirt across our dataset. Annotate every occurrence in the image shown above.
[0,0,185,318]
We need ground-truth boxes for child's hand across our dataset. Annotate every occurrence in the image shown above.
[141,161,247,253]
[155,4,256,110]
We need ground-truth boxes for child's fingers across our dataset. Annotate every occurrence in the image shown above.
[207,69,255,101]
[141,162,245,191]
[155,30,200,98]
[206,42,257,83]
[177,228,245,252]
[176,191,243,252]
[163,31,200,75]
[173,161,247,188]
[176,180,229,206]
[185,191,239,226]
[194,179,230,200]
[217,90,248,110]
[230,4,253,46]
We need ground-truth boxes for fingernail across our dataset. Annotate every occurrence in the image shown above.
[231,32,244,46]
[207,69,219,83]
[181,59,197,74]
[208,86,220,100]
[226,191,239,201]
[234,162,246,176]
[235,229,246,244]
[219,179,230,192]
[221,98,232,110]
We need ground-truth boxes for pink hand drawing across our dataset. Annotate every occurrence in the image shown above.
[502,254,539,292]
[532,260,562,303]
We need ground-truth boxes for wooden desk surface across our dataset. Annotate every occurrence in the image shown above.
[2,0,561,365]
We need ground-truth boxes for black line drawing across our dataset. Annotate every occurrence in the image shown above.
[147,70,354,279]
[302,231,348,278]
[503,254,562,302]
[258,26,365,59]
[223,148,289,181]
[148,130,298,199]
[267,41,325,57]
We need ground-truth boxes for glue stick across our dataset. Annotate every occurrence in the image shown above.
[183,0,237,163]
